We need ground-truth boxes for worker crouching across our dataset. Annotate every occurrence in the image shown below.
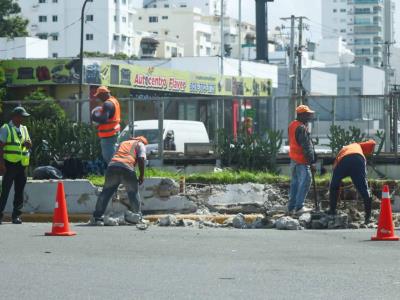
[328,140,376,224]
[288,105,316,216]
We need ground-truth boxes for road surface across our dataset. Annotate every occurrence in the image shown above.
[1,223,400,299]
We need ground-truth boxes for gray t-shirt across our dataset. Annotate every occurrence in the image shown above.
[0,121,27,144]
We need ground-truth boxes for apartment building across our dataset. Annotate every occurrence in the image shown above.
[17,0,141,58]
[322,0,395,67]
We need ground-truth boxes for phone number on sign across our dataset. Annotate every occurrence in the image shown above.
[189,82,216,94]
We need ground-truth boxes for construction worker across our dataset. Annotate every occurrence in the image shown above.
[327,140,376,224]
[91,136,148,226]
[0,107,32,225]
[288,105,316,215]
[91,86,121,164]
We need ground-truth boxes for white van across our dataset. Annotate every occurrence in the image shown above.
[118,120,210,154]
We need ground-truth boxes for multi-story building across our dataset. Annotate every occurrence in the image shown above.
[16,0,142,58]
[322,0,395,68]
[136,5,256,59]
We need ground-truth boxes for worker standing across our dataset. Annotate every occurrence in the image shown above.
[327,140,376,224]
[91,136,148,226]
[288,105,316,215]
[0,107,32,225]
[91,86,121,164]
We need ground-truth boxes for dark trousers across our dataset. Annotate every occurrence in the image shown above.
[329,154,371,216]
[93,166,141,220]
[0,161,27,219]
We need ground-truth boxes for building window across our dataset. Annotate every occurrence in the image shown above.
[138,16,142,20]
[86,34,94,40]
[39,0,46,3]
[52,0,58,3]
[86,15,94,22]
[37,33,48,39]
[52,53,58,58]
[52,15,58,22]
[333,9,337,13]
[164,31,169,35]
[52,35,58,41]
[122,0,126,4]
[162,16,168,20]
[180,4,187,7]
[122,35,127,41]
[340,29,346,33]
[206,47,211,55]
[114,35,119,41]
[149,16,158,23]
[340,9,346,13]
[114,15,117,22]
[122,17,127,23]
[164,4,169,8]
[153,31,158,34]
[39,16,47,22]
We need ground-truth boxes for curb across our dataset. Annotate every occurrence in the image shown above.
[3,213,264,224]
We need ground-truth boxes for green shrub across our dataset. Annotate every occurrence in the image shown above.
[216,130,283,172]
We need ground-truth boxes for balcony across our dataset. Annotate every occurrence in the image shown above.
[349,0,383,4]
[353,25,383,35]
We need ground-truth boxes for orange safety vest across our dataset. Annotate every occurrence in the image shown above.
[97,97,121,138]
[334,143,365,168]
[288,120,308,164]
[109,140,139,170]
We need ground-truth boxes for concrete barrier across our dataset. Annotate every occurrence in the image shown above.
[3,178,197,215]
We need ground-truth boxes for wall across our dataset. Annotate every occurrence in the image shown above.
[0,37,48,59]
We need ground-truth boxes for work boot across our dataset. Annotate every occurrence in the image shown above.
[364,197,372,225]
[12,217,22,224]
[295,207,312,215]
[89,217,104,226]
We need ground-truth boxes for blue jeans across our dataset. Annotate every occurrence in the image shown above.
[100,135,117,164]
[288,160,312,211]
[93,166,141,220]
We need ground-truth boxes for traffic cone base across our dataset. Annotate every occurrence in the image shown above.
[371,185,399,241]
[45,181,76,237]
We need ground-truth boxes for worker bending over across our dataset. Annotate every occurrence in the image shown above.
[328,140,376,224]
[91,136,148,226]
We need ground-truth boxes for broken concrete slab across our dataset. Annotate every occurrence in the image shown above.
[276,216,301,230]
[158,215,178,226]
[232,213,246,229]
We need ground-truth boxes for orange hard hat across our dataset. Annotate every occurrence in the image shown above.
[359,139,376,155]
[93,86,111,97]
[296,105,315,114]
[134,136,148,145]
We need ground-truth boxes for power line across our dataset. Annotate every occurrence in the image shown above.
[0,18,81,52]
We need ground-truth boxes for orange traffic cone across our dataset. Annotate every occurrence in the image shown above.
[371,185,399,241]
[45,182,76,236]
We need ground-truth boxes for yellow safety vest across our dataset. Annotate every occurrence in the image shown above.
[2,124,30,166]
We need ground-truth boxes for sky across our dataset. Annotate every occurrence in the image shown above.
[235,0,400,46]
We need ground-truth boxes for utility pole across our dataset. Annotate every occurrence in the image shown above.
[220,0,224,76]
[392,84,400,157]
[78,0,90,123]
[383,41,394,152]
[297,17,307,105]
[238,0,242,76]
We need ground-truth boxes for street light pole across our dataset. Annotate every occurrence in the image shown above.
[78,0,90,123]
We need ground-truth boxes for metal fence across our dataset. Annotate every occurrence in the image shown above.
[1,93,399,155]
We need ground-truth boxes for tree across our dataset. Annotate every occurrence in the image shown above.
[24,88,66,121]
[0,0,29,38]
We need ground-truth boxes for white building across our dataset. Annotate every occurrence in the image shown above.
[322,0,395,68]
[136,5,255,59]
[0,37,48,59]
[143,0,229,16]
[315,37,355,67]
[17,0,142,58]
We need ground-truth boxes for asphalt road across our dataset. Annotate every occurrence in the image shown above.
[1,223,400,300]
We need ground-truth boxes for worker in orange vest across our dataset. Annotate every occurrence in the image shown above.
[91,136,148,226]
[288,105,316,215]
[328,139,376,224]
[91,86,121,164]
